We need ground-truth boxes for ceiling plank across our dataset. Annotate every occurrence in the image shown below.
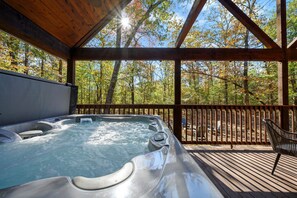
[73,48,283,61]
[217,0,279,49]
[0,1,70,59]
[288,38,297,49]
[175,0,207,48]
[74,0,132,48]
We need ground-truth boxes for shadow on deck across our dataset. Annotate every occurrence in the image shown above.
[185,145,297,198]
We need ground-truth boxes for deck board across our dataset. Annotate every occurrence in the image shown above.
[185,145,297,198]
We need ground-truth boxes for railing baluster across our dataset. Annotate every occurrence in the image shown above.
[210,107,213,143]
[291,107,295,132]
[254,108,257,144]
[235,107,237,144]
[214,107,218,143]
[185,108,188,142]
[167,109,170,126]
[230,107,233,146]
[259,107,262,144]
[196,107,199,144]
[225,108,227,144]
[249,107,252,143]
[219,107,222,143]
[239,107,243,142]
[200,107,202,143]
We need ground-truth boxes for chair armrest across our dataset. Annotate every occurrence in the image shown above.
[263,119,297,140]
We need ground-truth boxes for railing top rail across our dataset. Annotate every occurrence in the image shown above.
[180,104,297,108]
[77,104,297,108]
[77,104,175,108]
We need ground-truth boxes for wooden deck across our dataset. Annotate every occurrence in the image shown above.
[185,145,297,198]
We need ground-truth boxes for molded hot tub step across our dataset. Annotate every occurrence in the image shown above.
[19,130,43,139]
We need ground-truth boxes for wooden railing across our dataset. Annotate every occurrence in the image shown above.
[76,104,174,128]
[76,104,297,145]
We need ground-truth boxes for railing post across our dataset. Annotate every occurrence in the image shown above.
[174,59,182,141]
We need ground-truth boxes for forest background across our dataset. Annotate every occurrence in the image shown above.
[0,0,296,105]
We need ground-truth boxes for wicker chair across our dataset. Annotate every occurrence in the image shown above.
[263,119,297,175]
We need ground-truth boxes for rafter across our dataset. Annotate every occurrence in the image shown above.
[73,48,283,61]
[74,0,132,48]
[218,0,279,49]
[288,38,297,49]
[0,1,70,59]
[175,0,207,48]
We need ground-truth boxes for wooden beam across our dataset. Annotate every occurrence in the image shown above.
[175,0,207,48]
[287,49,297,60]
[73,48,283,61]
[174,59,182,141]
[0,1,70,59]
[218,0,279,49]
[74,0,132,48]
[288,37,297,49]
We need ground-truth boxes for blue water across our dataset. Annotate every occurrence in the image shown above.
[0,118,155,189]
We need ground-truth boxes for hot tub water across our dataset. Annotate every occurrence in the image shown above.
[0,117,155,189]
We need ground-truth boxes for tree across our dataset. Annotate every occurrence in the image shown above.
[105,0,170,104]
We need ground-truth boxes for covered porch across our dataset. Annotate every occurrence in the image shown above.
[1,0,297,197]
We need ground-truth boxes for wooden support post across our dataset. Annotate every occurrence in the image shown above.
[174,59,182,141]
[67,59,75,85]
[277,0,289,130]
[278,60,289,129]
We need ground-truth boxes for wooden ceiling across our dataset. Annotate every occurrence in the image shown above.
[4,0,129,47]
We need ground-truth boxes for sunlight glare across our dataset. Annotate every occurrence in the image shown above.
[121,17,130,29]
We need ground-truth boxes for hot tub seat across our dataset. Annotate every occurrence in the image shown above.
[0,129,22,143]
[72,162,134,190]
[18,130,43,139]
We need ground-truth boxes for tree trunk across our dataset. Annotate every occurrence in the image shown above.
[243,29,250,105]
[105,14,122,106]
[234,84,237,105]
[58,59,63,83]
[40,59,44,77]
[131,66,135,104]
[224,62,228,104]
[243,0,256,105]
[105,0,165,106]
[24,43,29,74]
[8,37,18,71]
[100,63,103,104]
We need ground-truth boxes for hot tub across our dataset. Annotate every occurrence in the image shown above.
[0,115,222,198]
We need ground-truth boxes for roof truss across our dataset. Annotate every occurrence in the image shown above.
[175,0,207,48]
[74,0,131,48]
[218,0,279,49]
[288,38,297,49]
[175,0,280,49]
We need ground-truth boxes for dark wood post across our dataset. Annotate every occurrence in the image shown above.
[277,0,289,130]
[67,58,75,84]
[174,59,182,141]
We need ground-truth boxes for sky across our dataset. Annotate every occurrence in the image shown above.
[86,0,281,48]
